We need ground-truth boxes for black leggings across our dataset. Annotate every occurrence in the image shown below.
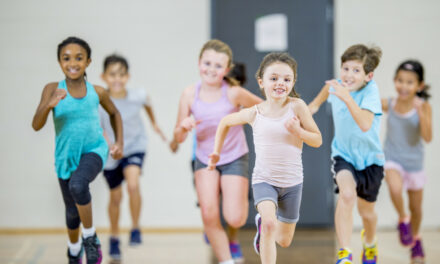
[58,153,103,230]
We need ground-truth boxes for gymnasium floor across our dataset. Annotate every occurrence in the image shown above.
[1,229,439,263]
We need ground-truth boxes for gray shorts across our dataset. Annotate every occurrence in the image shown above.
[194,153,249,178]
[252,182,303,223]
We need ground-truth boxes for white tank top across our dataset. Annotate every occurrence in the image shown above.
[251,104,304,187]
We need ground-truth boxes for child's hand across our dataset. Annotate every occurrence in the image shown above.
[285,116,302,136]
[169,138,179,153]
[179,117,200,132]
[110,143,123,160]
[153,124,167,142]
[413,97,424,112]
[327,79,350,103]
[207,152,220,170]
[48,89,67,108]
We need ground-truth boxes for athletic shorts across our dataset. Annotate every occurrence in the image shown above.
[252,182,303,223]
[103,152,145,189]
[384,160,426,191]
[194,153,249,178]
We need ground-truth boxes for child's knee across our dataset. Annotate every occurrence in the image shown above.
[339,189,357,205]
[277,237,293,248]
[68,181,90,205]
[262,218,277,235]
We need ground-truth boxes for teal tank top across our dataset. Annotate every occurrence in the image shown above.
[53,80,108,180]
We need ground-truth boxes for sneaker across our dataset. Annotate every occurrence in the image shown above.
[398,220,413,246]
[109,237,121,260]
[229,242,244,263]
[83,233,102,264]
[67,246,84,264]
[411,239,425,263]
[361,229,378,264]
[336,248,353,264]
[253,213,261,255]
[129,228,142,246]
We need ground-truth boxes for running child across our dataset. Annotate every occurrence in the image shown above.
[32,36,123,264]
[382,60,432,263]
[208,52,322,264]
[173,39,262,264]
[99,54,167,260]
[308,44,384,264]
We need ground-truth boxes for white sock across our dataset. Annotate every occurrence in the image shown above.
[219,260,234,264]
[68,238,82,256]
[82,226,96,239]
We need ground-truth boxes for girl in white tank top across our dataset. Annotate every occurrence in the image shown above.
[208,53,322,263]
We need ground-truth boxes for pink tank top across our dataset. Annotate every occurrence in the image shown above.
[252,104,303,187]
[191,81,249,165]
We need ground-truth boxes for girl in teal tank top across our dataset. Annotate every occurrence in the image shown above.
[32,37,123,264]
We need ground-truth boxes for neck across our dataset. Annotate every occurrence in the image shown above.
[109,89,127,99]
[396,95,416,107]
[65,76,86,88]
[267,96,289,110]
[201,80,223,91]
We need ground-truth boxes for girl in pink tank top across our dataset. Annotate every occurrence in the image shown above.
[173,39,262,264]
[209,53,322,263]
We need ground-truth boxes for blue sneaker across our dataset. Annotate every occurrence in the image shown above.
[253,213,261,255]
[83,233,102,264]
[109,237,121,260]
[129,228,142,246]
[67,245,84,264]
[229,242,244,263]
[336,248,352,264]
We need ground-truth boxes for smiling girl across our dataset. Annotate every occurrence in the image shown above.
[173,39,262,264]
[32,36,123,264]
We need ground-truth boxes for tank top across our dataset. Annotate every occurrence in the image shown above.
[191,81,248,165]
[100,89,148,170]
[252,104,303,187]
[53,80,108,180]
[384,98,424,172]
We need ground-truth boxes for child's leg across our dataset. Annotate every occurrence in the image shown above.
[226,226,239,243]
[335,170,357,248]
[123,165,142,229]
[357,198,377,244]
[275,221,296,248]
[108,186,122,237]
[69,153,103,229]
[221,175,249,229]
[257,201,278,264]
[408,189,423,237]
[385,168,407,219]
[195,168,231,262]
[59,178,81,242]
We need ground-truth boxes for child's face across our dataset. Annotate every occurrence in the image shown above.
[394,70,423,100]
[340,60,372,91]
[58,44,90,80]
[258,62,295,100]
[198,49,230,85]
[101,63,129,93]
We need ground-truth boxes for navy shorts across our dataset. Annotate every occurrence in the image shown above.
[332,156,384,202]
[103,153,145,189]
[194,153,249,178]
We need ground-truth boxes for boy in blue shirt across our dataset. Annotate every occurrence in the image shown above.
[309,44,384,264]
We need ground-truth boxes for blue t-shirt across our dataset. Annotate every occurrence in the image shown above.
[328,80,384,170]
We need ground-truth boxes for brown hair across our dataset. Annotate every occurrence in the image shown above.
[255,52,299,98]
[199,39,239,86]
[341,44,382,74]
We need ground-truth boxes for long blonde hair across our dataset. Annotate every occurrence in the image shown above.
[199,39,239,86]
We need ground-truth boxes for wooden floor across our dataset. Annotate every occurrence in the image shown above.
[0,229,439,263]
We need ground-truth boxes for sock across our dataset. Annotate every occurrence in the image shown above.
[219,260,234,264]
[82,226,96,239]
[340,247,351,253]
[68,238,82,256]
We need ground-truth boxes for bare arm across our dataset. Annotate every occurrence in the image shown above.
[415,99,432,143]
[286,99,322,148]
[308,84,330,114]
[95,85,123,159]
[173,86,195,143]
[208,107,256,169]
[32,83,65,131]
[381,98,389,112]
[327,80,374,132]
[143,96,167,141]
[229,86,263,108]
